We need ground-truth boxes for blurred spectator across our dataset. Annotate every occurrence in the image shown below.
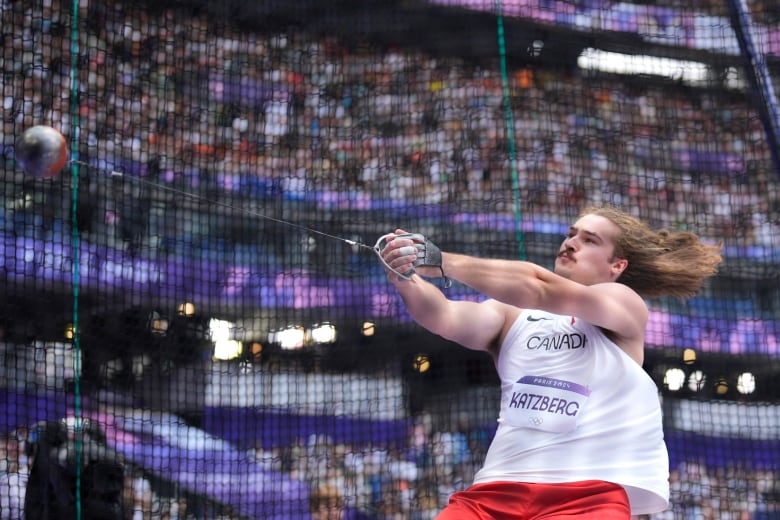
[310,483,376,520]
[310,484,345,520]
[0,431,28,520]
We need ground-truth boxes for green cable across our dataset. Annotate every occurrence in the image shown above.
[68,1,83,518]
[494,0,527,260]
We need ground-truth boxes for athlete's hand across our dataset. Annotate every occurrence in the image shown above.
[377,230,444,280]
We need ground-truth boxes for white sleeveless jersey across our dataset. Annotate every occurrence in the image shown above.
[473,309,670,515]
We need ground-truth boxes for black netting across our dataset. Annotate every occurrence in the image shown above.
[1,1,779,519]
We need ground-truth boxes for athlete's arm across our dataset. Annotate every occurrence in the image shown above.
[383,236,647,363]
[384,269,507,353]
[444,253,648,363]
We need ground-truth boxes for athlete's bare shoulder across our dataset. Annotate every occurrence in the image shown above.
[481,299,523,358]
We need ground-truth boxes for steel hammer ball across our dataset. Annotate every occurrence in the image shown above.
[15,125,68,178]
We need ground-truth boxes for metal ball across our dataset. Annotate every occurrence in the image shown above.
[15,125,68,178]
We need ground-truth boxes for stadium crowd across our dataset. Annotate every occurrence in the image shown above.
[2,0,779,253]
[2,416,780,519]
[1,1,780,519]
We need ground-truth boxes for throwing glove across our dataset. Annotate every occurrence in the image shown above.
[376,232,450,287]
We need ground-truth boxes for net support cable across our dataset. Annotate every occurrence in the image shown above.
[494,0,527,260]
[68,0,84,517]
[727,0,780,179]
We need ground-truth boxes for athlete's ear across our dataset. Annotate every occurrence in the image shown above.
[611,257,628,279]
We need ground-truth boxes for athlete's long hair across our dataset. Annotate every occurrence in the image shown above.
[584,206,723,299]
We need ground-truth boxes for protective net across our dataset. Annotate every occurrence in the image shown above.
[1,0,779,518]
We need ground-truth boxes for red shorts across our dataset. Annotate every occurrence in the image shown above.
[435,480,631,520]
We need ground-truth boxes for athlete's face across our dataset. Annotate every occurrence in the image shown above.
[554,214,628,285]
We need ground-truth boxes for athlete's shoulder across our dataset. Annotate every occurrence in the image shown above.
[482,298,523,320]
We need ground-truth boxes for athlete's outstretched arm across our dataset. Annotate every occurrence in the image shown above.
[381,231,648,362]
[380,237,505,352]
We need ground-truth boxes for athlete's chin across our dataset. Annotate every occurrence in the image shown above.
[553,261,574,278]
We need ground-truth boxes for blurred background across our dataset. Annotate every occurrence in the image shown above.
[1,0,780,518]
